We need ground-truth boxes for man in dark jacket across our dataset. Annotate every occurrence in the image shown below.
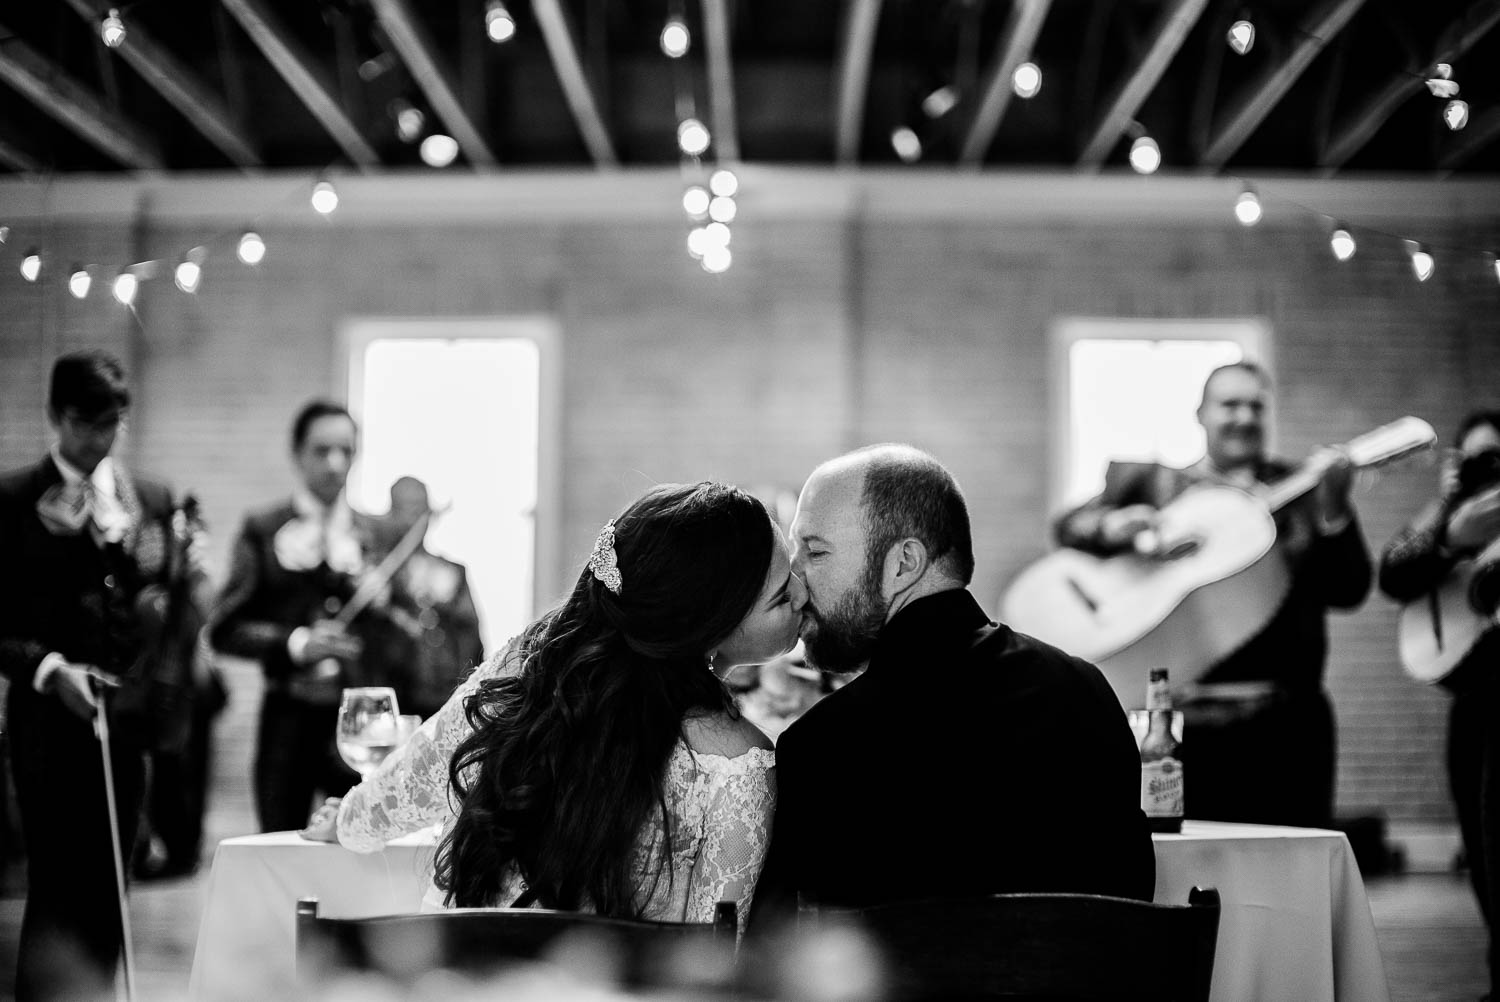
[0,352,178,1000]
[750,445,1153,931]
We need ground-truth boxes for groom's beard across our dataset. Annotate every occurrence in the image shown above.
[801,567,886,674]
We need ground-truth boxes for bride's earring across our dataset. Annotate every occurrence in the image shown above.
[706,651,717,674]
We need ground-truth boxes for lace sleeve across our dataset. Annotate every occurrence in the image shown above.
[682,749,777,938]
[337,637,524,852]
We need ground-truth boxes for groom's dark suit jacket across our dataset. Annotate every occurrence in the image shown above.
[0,454,173,999]
[750,589,1155,930]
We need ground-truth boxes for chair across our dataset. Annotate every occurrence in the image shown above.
[802,887,1220,1002]
[295,896,737,990]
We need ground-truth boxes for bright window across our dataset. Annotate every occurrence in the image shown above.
[345,319,554,650]
[1051,319,1269,510]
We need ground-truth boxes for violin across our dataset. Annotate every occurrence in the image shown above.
[132,494,212,752]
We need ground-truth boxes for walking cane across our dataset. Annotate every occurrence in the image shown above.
[91,677,136,1002]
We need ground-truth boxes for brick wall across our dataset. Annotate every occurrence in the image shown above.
[2,172,1497,837]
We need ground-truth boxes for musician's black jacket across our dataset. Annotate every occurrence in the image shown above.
[748,589,1155,933]
[1054,459,1372,693]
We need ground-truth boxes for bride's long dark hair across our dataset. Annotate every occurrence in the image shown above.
[433,482,775,912]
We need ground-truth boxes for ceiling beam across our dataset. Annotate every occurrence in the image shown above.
[0,127,43,173]
[1320,0,1500,171]
[834,0,883,165]
[0,25,164,169]
[700,0,739,163]
[219,0,380,169]
[1077,0,1211,170]
[1439,105,1500,170]
[958,0,1054,167]
[1201,0,1368,169]
[368,0,496,168]
[64,0,261,169]
[531,0,617,167]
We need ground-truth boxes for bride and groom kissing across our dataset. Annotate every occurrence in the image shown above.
[306,443,1155,937]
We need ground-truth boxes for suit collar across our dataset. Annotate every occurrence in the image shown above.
[866,588,994,676]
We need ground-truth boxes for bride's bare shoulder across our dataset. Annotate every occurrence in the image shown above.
[681,710,774,758]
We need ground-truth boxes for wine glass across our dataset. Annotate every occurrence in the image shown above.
[336,687,401,778]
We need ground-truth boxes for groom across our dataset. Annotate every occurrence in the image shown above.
[750,444,1154,929]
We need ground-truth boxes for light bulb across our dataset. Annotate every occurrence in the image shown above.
[237,231,266,265]
[1493,255,1500,285]
[1234,189,1262,226]
[682,185,710,218]
[69,267,92,300]
[687,226,708,260]
[420,134,459,167]
[101,9,126,48]
[703,222,731,247]
[392,100,425,143]
[708,168,738,197]
[1329,228,1356,261]
[1129,135,1160,174]
[660,17,690,58]
[1407,242,1435,282]
[701,245,731,274]
[677,119,710,156]
[891,126,922,163]
[19,249,40,282]
[708,195,736,223]
[922,86,958,119]
[485,1,516,43]
[112,272,138,306]
[1227,20,1254,55]
[1012,62,1041,99]
[0,225,8,243]
[1444,99,1469,131]
[174,258,202,293]
[311,180,338,215]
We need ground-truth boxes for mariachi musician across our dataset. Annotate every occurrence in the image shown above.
[1379,410,1500,997]
[0,352,193,1000]
[211,400,410,833]
[1053,361,1371,828]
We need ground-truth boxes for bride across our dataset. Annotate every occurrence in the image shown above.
[304,482,802,933]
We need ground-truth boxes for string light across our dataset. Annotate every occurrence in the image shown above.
[1227,20,1254,55]
[708,195,736,224]
[1128,135,1160,174]
[1234,188,1262,226]
[677,119,710,157]
[100,9,126,49]
[0,225,7,243]
[1012,62,1042,99]
[68,266,91,300]
[419,134,459,167]
[1329,226,1356,261]
[708,169,738,198]
[1425,64,1459,98]
[310,180,339,215]
[1493,254,1500,286]
[660,17,690,58]
[891,126,922,163]
[701,244,731,274]
[1406,240,1435,282]
[112,270,138,306]
[174,258,201,293]
[19,249,41,282]
[391,100,425,143]
[703,222,731,247]
[1444,99,1469,131]
[237,231,266,265]
[485,1,516,43]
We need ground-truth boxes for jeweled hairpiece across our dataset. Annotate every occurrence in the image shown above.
[588,519,623,595]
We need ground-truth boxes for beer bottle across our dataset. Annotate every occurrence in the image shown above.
[1140,668,1184,833]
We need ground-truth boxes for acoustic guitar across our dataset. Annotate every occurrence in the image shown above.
[1001,416,1435,706]
[1398,534,1500,684]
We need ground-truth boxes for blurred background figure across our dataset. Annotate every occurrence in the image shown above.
[210,400,404,832]
[377,476,483,719]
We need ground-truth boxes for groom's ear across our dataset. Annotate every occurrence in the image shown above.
[882,537,929,598]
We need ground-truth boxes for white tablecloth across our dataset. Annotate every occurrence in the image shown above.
[189,820,1390,1002]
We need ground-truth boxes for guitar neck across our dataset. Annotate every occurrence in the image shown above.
[1262,416,1437,514]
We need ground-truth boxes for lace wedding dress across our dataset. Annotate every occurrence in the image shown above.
[336,642,776,934]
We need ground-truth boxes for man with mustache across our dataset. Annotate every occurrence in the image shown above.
[750,445,1153,928]
[1054,361,1371,828]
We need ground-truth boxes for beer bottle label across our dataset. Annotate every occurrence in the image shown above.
[1141,757,1184,818]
